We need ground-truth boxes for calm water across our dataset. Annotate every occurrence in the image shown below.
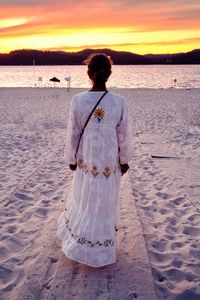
[0,65,200,89]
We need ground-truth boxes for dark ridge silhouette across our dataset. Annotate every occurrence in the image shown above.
[144,49,200,64]
[0,48,199,65]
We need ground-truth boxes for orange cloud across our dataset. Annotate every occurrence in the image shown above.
[0,0,200,54]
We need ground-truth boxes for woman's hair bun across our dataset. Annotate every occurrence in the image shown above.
[84,53,113,67]
[84,53,113,83]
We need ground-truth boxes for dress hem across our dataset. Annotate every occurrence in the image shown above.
[56,233,116,268]
[61,250,116,268]
[58,239,116,268]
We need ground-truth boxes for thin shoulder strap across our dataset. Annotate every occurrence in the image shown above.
[75,90,108,159]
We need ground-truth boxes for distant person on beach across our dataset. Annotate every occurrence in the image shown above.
[173,78,177,88]
[57,53,133,267]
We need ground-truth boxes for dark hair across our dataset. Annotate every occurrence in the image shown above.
[84,53,113,83]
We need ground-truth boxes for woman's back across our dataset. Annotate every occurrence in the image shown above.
[73,90,127,172]
[75,90,124,128]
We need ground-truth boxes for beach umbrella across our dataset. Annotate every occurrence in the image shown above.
[49,77,60,87]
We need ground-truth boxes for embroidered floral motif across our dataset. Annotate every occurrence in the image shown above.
[84,163,89,174]
[103,166,111,179]
[77,159,84,169]
[77,238,114,247]
[93,107,105,122]
[76,159,118,177]
[64,216,114,247]
[91,165,99,177]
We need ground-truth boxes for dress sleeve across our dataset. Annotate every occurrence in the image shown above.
[116,98,133,164]
[64,96,81,165]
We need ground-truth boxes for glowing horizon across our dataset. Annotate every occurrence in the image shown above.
[0,0,200,55]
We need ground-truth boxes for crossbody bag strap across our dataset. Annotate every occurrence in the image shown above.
[75,90,108,159]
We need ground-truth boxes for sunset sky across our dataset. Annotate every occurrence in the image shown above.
[0,0,200,54]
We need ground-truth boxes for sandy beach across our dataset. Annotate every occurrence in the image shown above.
[0,87,200,300]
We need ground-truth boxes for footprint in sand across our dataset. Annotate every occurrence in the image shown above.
[0,267,23,295]
[34,207,49,218]
[18,228,39,238]
[170,242,184,250]
[13,192,33,201]
[173,196,185,205]
[6,236,27,253]
[189,249,200,260]
[0,246,11,260]
[7,225,17,234]
[164,267,185,282]
[172,258,183,268]
[155,192,170,199]
[0,265,13,284]
[183,226,200,237]
[40,199,50,206]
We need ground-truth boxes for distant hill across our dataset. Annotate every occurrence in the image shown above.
[144,49,200,64]
[0,48,199,65]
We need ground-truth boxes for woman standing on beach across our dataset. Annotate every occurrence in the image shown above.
[57,53,133,267]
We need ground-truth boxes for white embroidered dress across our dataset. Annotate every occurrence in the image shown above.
[57,91,133,267]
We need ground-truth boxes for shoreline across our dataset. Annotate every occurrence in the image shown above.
[0,86,199,89]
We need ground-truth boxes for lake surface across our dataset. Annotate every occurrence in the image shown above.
[0,65,200,89]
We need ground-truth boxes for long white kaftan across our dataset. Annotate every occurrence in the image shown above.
[56,91,133,267]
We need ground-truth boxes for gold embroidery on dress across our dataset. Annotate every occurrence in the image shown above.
[91,165,99,177]
[78,158,84,169]
[76,160,118,177]
[93,107,105,122]
[103,166,111,179]
[64,216,114,247]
